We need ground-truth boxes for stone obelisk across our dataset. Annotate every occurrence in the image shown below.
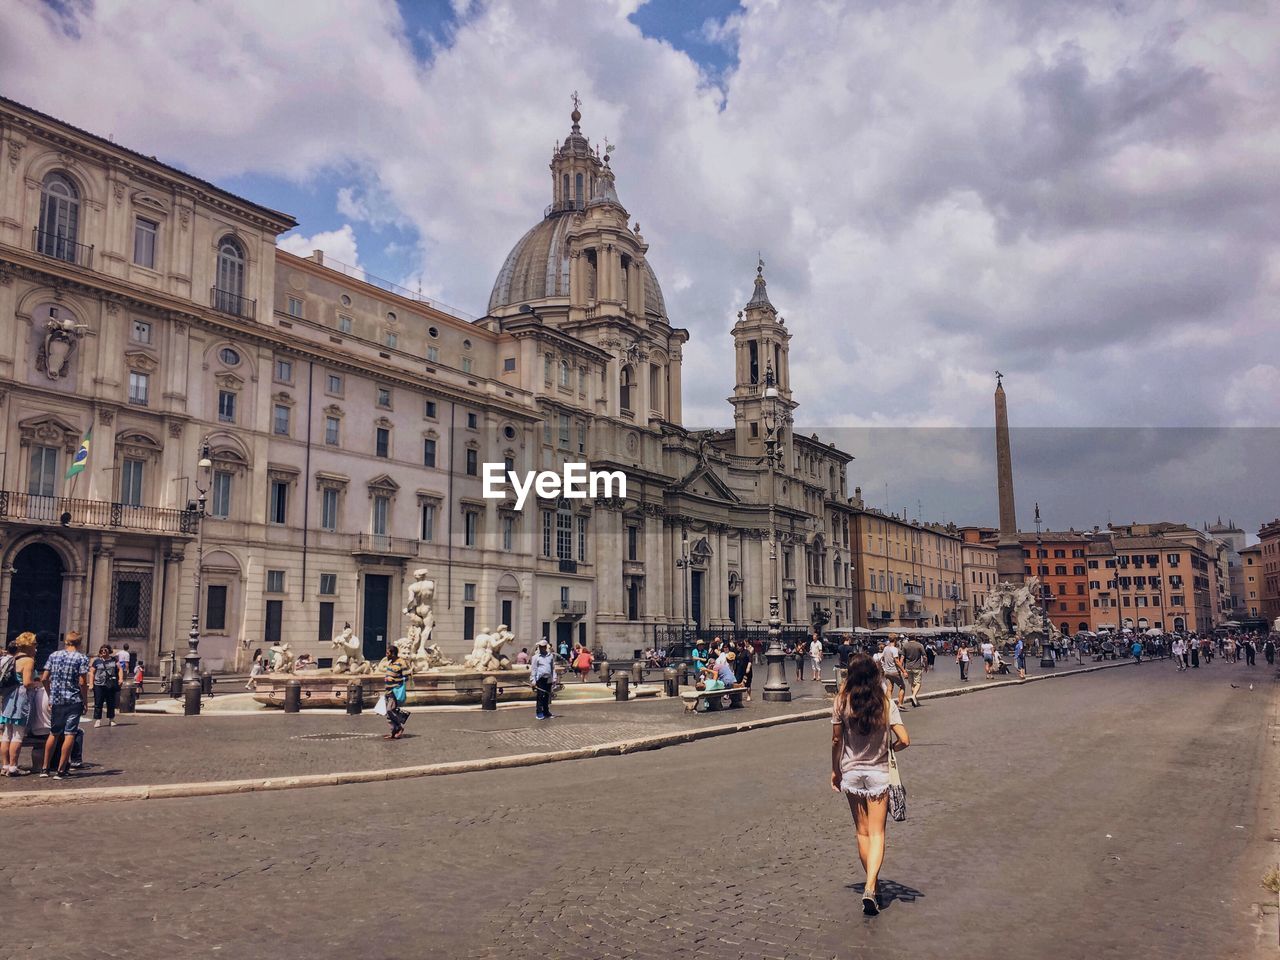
[994,374,1025,584]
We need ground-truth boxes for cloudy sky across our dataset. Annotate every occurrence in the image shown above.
[2,0,1276,534]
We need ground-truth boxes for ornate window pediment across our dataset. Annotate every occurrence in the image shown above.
[323,404,344,418]
[215,372,243,391]
[125,350,159,373]
[315,471,349,491]
[374,416,393,429]
[273,391,293,406]
[367,474,399,496]
[131,191,170,215]
[116,429,163,461]
[267,463,300,484]
[18,414,81,453]
[416,489,443,505]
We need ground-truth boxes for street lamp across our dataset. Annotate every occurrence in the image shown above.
[183,441,213,714]
[675,528,693,642]
[1035,502,1056,669]
[760,360,791,701]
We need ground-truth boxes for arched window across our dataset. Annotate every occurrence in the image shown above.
[574,173,584,206]
[561,173,569,203]
[620,364,634,413]
[559,359,571,388]
[215,237,246,314]
[38,172,80,262]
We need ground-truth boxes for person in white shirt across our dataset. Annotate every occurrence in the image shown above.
[979,640,995,677]
[880,638,906,707]
[809,634,824,681]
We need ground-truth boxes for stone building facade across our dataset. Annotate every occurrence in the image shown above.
[850,505,963,630]
[0,97,860,669]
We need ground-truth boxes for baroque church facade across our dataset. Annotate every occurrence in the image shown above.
[0,96,857,670]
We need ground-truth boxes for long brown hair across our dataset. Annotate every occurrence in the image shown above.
[833,653,889,735]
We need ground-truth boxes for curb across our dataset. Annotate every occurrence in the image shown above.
[0,658,1135,809]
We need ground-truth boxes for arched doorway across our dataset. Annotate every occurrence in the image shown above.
[7,543,65,665]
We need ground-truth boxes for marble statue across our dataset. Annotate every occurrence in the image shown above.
[330,622,371,675]
[401,568,452,672]
[37,308,88,380]
[974,576,1058,649]
[268,641,294,673]
[463,624,515,672]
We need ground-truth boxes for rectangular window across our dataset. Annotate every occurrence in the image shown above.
[377,387,391,408]
[325,416,340,446]
[420,502,436,542]
[375,427,390,458]
[542,511,552,557]
[287,297,303,318]
[128,371,149,405]
[273,404,290,436]
[133,217,157,268]
[264,600,283,645]
[320,487,338,531]
[266,569,285,593]
[120,458,144,506]
[464,511,478,547]
[423,438,437,467]
[218,390,236,423]
[113,580,142,630]
[467,412,478,429]
[627,525,639,561]
[327,373,343,394]
[319,573,337,596]
[465,448,477,476]
[372,495,389,536]
[269,480,288,525]
[275,358,293,382]
[425,400,437,419]
[577,515,588,561]
[556,509,572,560]
[318,601,334,645]
[577,423,587,454]
[502,515,515,551]
[211,470,232,519]
[558,413,570,447]
[463,606,475,641]
[131,319,152,344]
[427,345,439,363]
[206,585,228,631]
[461,357,473,374]
[338,315,352,334]
[503,357,516,372]
[385,331,398,349]
[463,583,477,603]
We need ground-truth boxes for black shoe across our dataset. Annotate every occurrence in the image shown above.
[862,892,879,916]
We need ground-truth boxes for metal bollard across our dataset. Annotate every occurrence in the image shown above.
[168,676,183,700]
[481,675,498,711]
[201,671,215,697]
[598,659,609,683]
[182,679,202,716]
[663,667,679,697]
[614,672,630,702]
[119,679,137,714]
[631,661,644,685]
[283,678,302,713]
[346,680,363,715]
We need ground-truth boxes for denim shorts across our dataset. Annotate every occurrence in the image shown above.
[50,700,83,735]
[839,765,891,798]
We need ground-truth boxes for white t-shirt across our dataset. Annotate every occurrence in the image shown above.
[809,640,822,659]
[980,642,994,659]
[881,644,900,674]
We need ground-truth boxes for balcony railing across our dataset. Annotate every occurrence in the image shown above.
[211,286,257,320]
[544,198,586,217]
[352,534,418,557]
[868,607,893,620]
[0,491,197,535]
[33,228,94,268]
[557,600,587,617]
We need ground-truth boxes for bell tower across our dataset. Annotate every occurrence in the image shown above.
[730,260,795,459]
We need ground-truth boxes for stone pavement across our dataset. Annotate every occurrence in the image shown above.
[3,657,1095,793]
[2,662,1274,960]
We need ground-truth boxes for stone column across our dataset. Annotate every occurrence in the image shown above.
[88,535,116,646]
[160,547,186,666]
[0,558,14,642]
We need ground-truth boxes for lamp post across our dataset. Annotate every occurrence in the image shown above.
[675,529,693,643]
[183,442,213,714]
[1035,502,1056,668]
[760,361,791,701]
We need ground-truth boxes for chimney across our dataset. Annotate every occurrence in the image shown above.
[312,249,324,265]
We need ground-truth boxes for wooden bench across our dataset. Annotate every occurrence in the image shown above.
[680,686,748,713]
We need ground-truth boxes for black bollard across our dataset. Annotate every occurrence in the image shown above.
[481,675,498,711]
[346,680,363,715]
[182,679,202,716]
[663,667,679,697]
[598,659,610,683]
[615,673,629,702]
[283,678,302,713]
[631,661,644,685]
[168,675,183,700]
[201,671,215,697]
[119,679,137,714]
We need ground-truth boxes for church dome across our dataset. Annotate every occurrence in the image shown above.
[488,211,668,320]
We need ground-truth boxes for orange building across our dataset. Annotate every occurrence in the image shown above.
[1086,535,1214,633]
[1018,531,1092,635]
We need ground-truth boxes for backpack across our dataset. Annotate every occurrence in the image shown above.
[0,654,15,690]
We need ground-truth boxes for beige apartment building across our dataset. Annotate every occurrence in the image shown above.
[957,526,997,626]
[0,96,859,669]
[1085,534,1214,633]
[851,506,963,630]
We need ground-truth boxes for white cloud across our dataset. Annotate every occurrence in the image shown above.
[2,0,1277,446]
[277,224,363,274]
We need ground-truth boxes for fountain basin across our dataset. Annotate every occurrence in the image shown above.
[252,669,547,709]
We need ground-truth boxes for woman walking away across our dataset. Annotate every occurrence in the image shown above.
[831,653,910,916]
[382,646,411,739]
[1,635,38,776]
[574,643,594,683]
[90,645,122,728]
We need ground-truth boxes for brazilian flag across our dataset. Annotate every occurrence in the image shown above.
[65,427,92,479]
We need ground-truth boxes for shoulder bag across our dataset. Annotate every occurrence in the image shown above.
[887,745,907,822]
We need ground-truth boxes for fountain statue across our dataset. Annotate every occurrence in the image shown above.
[268,641,294,673]
[463,625,515,672]
[974,576,1058,650]
[330,622,371,674]
[400,568,455,672]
